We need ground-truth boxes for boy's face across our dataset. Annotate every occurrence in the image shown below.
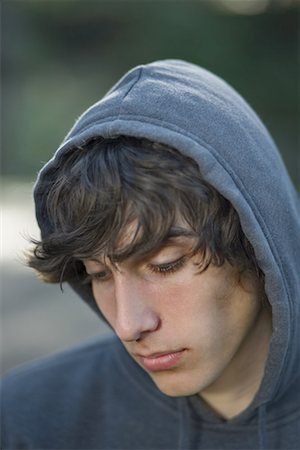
[83,227,271,401]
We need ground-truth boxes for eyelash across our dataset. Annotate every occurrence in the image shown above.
[83,271,111,285]
[83,256,187,284]
[148,256,187,275]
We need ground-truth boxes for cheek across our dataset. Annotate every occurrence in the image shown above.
[148,276,217,336]
[163,273,253,347]
[194,285,262,361]
[148,280,195,319]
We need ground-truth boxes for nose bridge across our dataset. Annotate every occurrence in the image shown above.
[114,272,159,342]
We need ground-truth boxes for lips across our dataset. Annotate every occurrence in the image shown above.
[136,349,186,372]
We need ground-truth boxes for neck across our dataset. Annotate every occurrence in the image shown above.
[199,306,272,420]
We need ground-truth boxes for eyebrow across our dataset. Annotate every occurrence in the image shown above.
[84,226,196,265]
[164,226,196,241]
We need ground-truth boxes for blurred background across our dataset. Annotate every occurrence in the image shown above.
[1,0,299,375]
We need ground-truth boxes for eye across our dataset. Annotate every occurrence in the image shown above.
[148,256,187,276]
[83,269,112,284]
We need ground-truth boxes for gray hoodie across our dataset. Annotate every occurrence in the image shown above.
[2,60,300,449]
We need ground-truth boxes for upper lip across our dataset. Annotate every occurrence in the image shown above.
[134,349,184,359]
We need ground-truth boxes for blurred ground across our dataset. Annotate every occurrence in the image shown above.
[1,181,111,375]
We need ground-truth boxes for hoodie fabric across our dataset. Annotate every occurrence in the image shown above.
[1,60,300,449]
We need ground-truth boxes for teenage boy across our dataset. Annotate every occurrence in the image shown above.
[2,60,299,449]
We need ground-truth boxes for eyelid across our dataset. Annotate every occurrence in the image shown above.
[149,253,184,266]
[83,259,107,271]
[82,269,112,284]
[161,255,183,265]
[148,255,187,274]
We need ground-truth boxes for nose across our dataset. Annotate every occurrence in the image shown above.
[113,274,160,342]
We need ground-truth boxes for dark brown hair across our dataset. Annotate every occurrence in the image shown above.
[27,136,263,286]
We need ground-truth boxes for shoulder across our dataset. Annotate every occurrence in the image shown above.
[1,332,173,415]
[2,333,117,374]
[1,335,126,447]
[1,334,178,449]
[1,334,121,407]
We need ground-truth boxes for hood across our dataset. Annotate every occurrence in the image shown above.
[34,59,300,415]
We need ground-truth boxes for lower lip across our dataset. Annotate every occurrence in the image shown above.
[139,350,186,372]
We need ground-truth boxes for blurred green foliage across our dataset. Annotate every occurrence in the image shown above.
[2,0,299,187]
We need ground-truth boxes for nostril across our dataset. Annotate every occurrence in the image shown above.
[115,324,142,343]
[115,309,161,343]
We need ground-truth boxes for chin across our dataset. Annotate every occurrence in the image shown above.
[149,366,225,398]
[158,383,200,398]
[151,374,202,397]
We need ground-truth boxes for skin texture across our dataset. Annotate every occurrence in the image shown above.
[83,234,272,420]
